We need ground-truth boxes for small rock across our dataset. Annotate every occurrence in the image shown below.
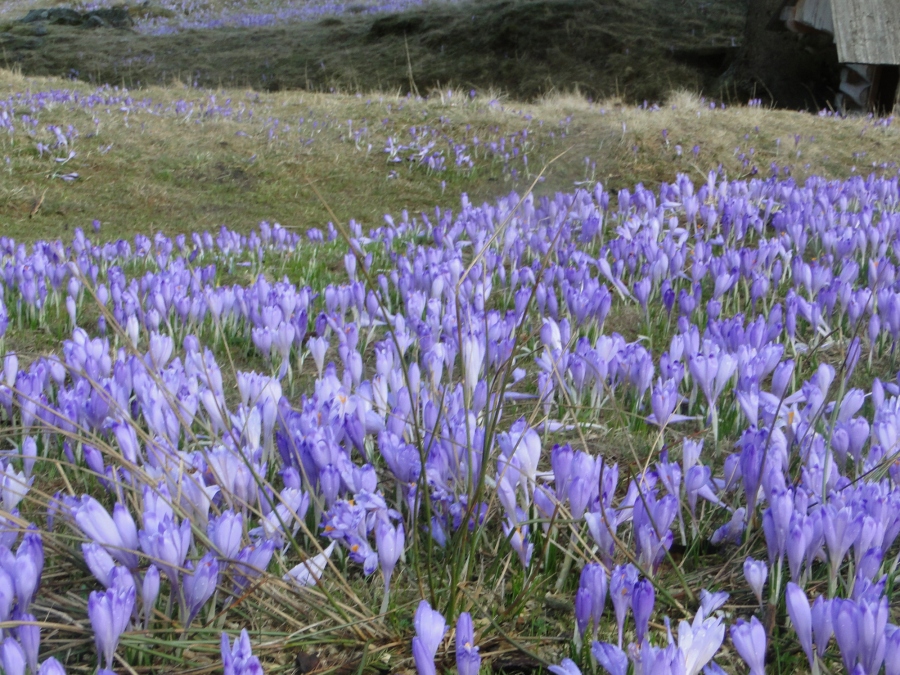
[18,10,49,23]
[47,8,83,26]
[84,15,107,28]
[88,7,133,28]
[32,24,48,36]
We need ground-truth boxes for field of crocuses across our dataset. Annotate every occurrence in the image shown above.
[2,135,900,674]
[2,56,900,675]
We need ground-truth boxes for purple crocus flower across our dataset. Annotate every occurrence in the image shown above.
[743,557,767,607]
[83,542,116,587]
[208,510,244,561]
[811,595,833,659]
[16,613,39,675]
[69,496,139,569]
[222,629,264,675]
[37,657,67,675]
[575,587,592,639]
[142,565,160,629]
[182,552,219,628]
[590,642,627,675]
[455,612,480,675]
[678,610,725,675]
[579,563,608,638]
[138,514,191,585]
[88,581,135,670]
[823,505,862,579]
[785,583,813,671]
[632,578,655,644]
[412,600,446,675]
[611,564,639,648]
[548,658,583,675]
[730,616,766,675]
[0,637,25,675]
[375,518,404,613]
[885,625,900,675]
[649,378,690,428]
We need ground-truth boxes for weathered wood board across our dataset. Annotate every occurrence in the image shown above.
[831,0,900,65]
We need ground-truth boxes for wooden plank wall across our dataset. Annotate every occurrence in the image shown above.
[794,0,834,33]
[831,0,900,65]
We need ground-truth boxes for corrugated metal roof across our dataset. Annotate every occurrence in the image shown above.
[830,0,900,65]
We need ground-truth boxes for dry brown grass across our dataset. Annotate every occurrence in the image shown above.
[1,69,899,247]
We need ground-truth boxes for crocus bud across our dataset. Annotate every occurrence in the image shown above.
[631,578,655,644]
[375,519,404,591]
[811,595,833,658]
[37,657,67,675]
[785,583,813,671]
[182,552,219,628]
[743,557,768,607]
[0,637,25,675]
[207,510,243,561]
[82,542,116,588]
[412,600,446,675]
[16,613,39,675]
[579,563,608,637]
[730,616,766,675]
[142,565,160,629]
[549,658,584,675]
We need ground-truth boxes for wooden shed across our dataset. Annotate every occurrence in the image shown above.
[775,0,900,112]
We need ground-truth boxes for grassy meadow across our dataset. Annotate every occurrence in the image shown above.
[0,2,899,675]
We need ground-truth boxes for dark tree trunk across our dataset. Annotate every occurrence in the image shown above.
[731,0,840,110]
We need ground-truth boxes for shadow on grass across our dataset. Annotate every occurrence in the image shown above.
[2,0,745,102]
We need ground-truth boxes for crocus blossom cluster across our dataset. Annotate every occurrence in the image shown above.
[2,146,900,675]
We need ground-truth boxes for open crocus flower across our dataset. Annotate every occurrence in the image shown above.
[678,609,725,675]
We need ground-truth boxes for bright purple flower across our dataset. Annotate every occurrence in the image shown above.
[649,378,689,428]
[885,625,900,675]
[832,598,862,672]
[0,637,25,675]
[631,578,655,644]
[590,642,627,675]
[823,505,862,578]
[743,557,767,606]
[730,616,766,675]
[412,600,446,675]
[88,582,135,670]
[142,565,160,629]
[83,542,116,587]
[11,531,43,611]
[575,587,592,638]
[811,595,833,659]
[785,583,813,671]
[548,658,582,675]
[208,510,244,561]
[37,657,67,675]
[182,552,219,628]
[375,518,404,592]
[69,496,138,569]
[762,487,792,565]
[222,629,263,675]
[15,613,39,674]
[578,563,608,638]
[138,515,191,585]
[455,612,480,675]
[699,590,728,617]
[611,564,639,648]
